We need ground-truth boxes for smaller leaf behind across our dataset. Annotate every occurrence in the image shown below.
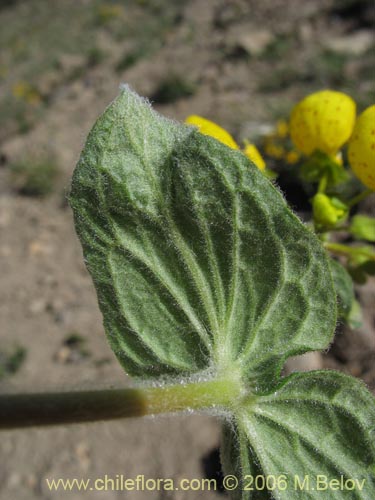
[223,371,375,500]
[329,258,355,322]
[349,215,375,243]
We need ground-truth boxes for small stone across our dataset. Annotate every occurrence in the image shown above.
[57,53,86,76]
[75,442,91,470]
[28,298,47,314]
[298,23,314,43]
[8,473,21,488]
[54,346,71,364]
[37,71,60,96]
[323,30,374,56]
[28,240,53,256]
[236,30,274,56]
[25,473,37,489]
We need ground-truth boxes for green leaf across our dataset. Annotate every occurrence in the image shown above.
[223,371,375,499]
[70,87,375,500]
[348,246,375,274]
[70,86,336,386]
[347,299,363,329]
[329,258,354,321]
[349,258,375,285]
[349,215,375,242]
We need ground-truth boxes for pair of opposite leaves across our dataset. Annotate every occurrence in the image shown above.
[70,87,375,500]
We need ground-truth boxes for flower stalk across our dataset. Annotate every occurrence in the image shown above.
[0,377,242,430]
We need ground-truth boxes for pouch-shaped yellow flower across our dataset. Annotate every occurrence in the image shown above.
[185,115,266,171]
[348,105,375,191]
[243,143,266,171]
[290,90,356,156]
[185,115,239,150]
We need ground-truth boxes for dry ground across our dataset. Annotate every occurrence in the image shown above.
[0,1,374,499]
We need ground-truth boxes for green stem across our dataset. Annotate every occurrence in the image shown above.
[347,188,373,208]
[324,242,375,260]
[318,173,328,194]
[0,377,242,430]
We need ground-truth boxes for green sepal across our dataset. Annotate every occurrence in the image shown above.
[300,151,350,187]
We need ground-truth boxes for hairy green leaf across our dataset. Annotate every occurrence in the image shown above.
[224,371,375,500]
[329,258,354,322]
[347,298,363,329]
[70,86,336,386]
[349,215,375,243]
[70,87,375,500]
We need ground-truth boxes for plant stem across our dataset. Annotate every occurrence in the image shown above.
[324,242,375,260]
[0,377,241,430]
[318,173,328,194]
[347,188,373,208]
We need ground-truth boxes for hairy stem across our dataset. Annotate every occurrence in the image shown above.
[0,377,242,430]
[347,188,373,208]
[324,242,375,260]
[317,173,328,194]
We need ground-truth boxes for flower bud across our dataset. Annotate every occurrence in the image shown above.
[313,193,347,227]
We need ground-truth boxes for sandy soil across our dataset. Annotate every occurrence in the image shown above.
[0,1,374,499]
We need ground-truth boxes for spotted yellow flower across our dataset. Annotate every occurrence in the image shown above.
[185,115,266,170]
[285,150,300,165]
[264,140,285,160]
[290,90,356,156]
[276,119,289,139]
[243,142,266,171]
[185,115,239,150]
[348,105,375,191]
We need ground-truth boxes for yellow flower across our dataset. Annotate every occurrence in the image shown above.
[96,4,123,23]
[285,150,300,165]
[185,115,239,150]
[264,141,285,159]
[276,119,289,138]
[12,81,41,105]
[12,81,30,99]
[290,90,356,156]
[347,105,375,191]
[243,142,266,171]
[185,115,266,170]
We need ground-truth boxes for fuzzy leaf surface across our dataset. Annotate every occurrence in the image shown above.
[223,371,375,499]
[70,87,336,385]
[329,258,354,321]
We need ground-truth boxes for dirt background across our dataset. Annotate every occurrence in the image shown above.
[0,1,374,499]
